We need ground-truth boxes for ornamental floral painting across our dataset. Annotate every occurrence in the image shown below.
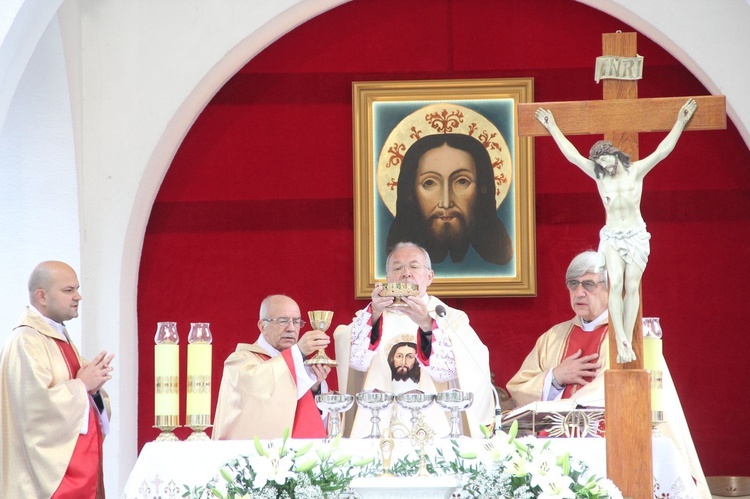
[353,79,536,298]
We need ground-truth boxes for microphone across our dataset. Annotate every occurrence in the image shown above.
[431,303,503,436]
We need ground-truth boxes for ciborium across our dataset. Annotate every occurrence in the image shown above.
[305,310,337,366]
[396,389,435,427]
[380,282,419,307]
[315,391,354,439]
[356,389,395,438]
[436,389,474,438]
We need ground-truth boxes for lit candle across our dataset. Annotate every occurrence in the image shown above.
[154,322,180,428]
[186,323,213,428]
[642,318,664,423]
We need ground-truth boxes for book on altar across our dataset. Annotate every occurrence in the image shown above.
[501,397,605,426]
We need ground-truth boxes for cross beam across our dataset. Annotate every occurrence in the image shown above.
[519,95,725,137]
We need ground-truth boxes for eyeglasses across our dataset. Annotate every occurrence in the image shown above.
[566,279,605,292]
[387,263,431,275]
[262,317,306,328]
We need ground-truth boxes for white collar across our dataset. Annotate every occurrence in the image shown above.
[256,333,281,358]
[28,305,68,340]
[580,309,608,332]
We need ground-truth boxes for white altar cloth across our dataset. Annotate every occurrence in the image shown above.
[121,437,699,498]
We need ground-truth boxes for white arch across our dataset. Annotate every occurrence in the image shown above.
[581,0,750,145]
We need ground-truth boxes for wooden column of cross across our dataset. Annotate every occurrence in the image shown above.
[517,32,726,499]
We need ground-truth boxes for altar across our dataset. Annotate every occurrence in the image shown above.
[121,436,700,498]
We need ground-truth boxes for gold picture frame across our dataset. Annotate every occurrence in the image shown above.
[353,78,536,298]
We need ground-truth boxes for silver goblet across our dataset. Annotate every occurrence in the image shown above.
[396,390,435,427]
[356,389,394,439]
[315,391,354,439]
[436,389,474,438]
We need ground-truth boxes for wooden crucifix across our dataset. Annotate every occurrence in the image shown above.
[517,32,726,498]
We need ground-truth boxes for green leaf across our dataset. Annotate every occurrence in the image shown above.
[333,454,352,466]
[351,457,375,467]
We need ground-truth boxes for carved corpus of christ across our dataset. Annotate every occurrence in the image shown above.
[535,99,697,363]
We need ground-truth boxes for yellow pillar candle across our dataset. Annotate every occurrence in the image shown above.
[642,317,664,423]
[187,343,212,421]
[186,322,213,429]
[154,322,180,428]
[643,336,663,415]
[154,343,180,423]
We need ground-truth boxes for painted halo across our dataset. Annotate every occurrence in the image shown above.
[376,102,513,217]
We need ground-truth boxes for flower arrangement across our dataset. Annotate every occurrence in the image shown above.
[182,430,376,499]
[183,423,622,499]
[434,423,623,499]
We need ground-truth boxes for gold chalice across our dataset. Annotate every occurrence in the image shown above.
[305,310,337,366]
[380,282,419,307]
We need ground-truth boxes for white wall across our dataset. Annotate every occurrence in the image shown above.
[0,7,80,343]
[0,0,748,495]
[581,0,750,145]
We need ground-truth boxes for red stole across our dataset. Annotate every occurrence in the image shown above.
[52,340,104,499]
[279,349,327,438]
[561,324,608,399]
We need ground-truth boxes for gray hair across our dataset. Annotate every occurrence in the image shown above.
[386,242,432,271]
[565,251,608,289]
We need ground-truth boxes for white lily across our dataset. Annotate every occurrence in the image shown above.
[538,474,575,499]
[247,446,295,489]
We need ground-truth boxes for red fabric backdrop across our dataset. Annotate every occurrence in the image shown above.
[137,0,750,476]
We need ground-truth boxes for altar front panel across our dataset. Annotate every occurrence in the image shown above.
[122,437,699,498]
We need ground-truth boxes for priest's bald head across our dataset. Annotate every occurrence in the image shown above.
[28,261,82,324]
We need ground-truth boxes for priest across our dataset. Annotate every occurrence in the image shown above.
[335,242,494,439]
[506,250,709,497]
[507,251,609,405]
[0,261,114,498]
[212,294,331,440]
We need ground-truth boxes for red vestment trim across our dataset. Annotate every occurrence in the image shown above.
[561,324,608,399]
[52,339,104,499]
[416,319,437,366]
[367,305,381,351]
[280,349,327,439]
